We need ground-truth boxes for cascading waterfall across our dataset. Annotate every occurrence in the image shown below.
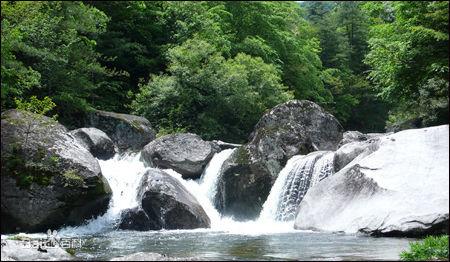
[58,153,147,236]
[163,148,235,228]
[58,146,335,236]
[259,151,335,222]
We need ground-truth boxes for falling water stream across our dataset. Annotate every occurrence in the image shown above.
[4,149,414,260]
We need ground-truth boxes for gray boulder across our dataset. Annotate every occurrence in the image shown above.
[215,147,271,220]
[137,169,210,230]
[118,207,155,231]
[215,100,344,220]
[86,110,156,151]
[70,128,116,160]
[141,133,219,179]
[1,109,112,234]
[294,125,449,237]
[118,169,211,230]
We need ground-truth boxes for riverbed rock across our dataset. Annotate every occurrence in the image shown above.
[141,133,220,179]
[337,131,387,147]
[215,100,344,220]
[1,109,112,234]
[70,128,116,160]
[294,125,449,237]
[333,138,381,172]
[118,207,155,231]
[136,169,210,230]
[86,110,156,151]
[1,239,74,261]
[211,140,242,150]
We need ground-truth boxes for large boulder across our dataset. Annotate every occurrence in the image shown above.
[1,109,112,233]
[294,125,449,237]
[215,100,344,220]
[86,110,156,151]
[70,127,116,160]
[141,133,219,179]
[119,169,210,230]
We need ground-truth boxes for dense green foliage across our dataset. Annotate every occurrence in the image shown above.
[1,1,448,141]
[302,1,390,132]
[1,1,110,126]
[132,38,292,140]
[400,235,449,261]
[365,1,449,129]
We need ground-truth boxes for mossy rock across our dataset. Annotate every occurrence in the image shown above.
[1,109,112,234]
[86,109,156,151]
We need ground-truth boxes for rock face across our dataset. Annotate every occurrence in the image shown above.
[1,110,112,234]
[294,125,449,237]
[86,110,156,151]
[1,239,74,261]
[119,169,210,230]
[141,133,219,179]
[70,127,116,160]
[215,100,344,220]
[338,131,387,147]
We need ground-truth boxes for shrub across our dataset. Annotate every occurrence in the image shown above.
[400,235,449,261]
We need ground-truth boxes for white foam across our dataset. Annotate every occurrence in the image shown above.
[58,153,147,236]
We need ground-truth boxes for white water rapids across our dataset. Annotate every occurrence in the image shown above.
[58,148,335,236]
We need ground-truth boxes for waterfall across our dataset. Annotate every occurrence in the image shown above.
[58,153,147,236]
[57,146,334,236]
[259,151,335,222]
[163,148,236,228]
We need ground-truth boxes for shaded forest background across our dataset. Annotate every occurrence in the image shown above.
[1,1,448,142]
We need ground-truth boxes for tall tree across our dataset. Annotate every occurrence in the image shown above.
[1,1,109,127]
[365,1,449,128]
[302,1,389,132]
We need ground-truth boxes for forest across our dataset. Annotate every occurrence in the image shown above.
[1,1,449,143]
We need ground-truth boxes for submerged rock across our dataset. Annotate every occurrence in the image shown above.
[86,110,156,151]
[294,125,449,237]
[70,127,116,160]
[141,133,219,179]
[215,100,343,220]
[1,239,73,261]
[118,207,155,231]
[1,109,112,234]
[120,169,210,230]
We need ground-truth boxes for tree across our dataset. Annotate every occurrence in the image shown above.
[224,1,330,103]
[365,1,449,128]
[302,1,389,131]
[1,1,109,127]
[131,38,292,142]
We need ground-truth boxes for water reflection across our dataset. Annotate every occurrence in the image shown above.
[68,231,412,261]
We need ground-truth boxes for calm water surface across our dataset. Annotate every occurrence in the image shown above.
[72,230,414,261]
